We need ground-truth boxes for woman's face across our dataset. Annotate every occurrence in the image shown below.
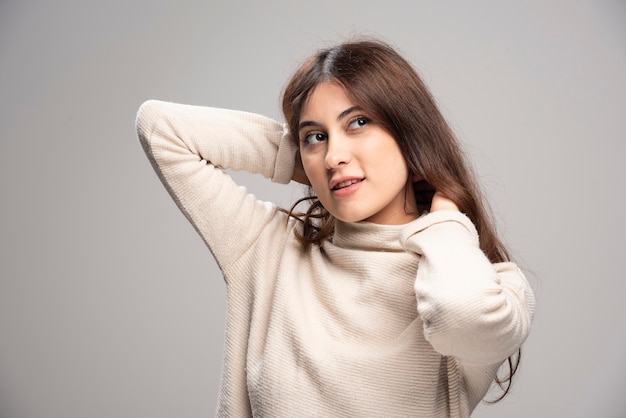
[298,82,417,224]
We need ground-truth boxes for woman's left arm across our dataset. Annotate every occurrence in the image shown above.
[401,195,536,366]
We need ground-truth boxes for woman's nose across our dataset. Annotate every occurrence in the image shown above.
[324,135,352,169]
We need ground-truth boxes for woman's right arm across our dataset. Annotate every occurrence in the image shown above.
[135,100,299,270]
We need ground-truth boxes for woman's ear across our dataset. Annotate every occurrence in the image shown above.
[411,173,423,182]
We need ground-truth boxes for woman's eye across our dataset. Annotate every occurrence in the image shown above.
[348,116,370,130]
[302,132,326,145]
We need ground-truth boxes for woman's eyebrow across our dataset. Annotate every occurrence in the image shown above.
[336,106,363,121]
[298,106,364,132]
[298,120,321,132]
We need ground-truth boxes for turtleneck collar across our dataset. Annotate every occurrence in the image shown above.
[331,219,415,252]
[328,211,473,253]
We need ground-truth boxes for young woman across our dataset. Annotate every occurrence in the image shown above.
[136,39,535,418]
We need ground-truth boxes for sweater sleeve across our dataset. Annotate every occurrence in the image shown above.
[135,99,299,271]
[400,210,536,366]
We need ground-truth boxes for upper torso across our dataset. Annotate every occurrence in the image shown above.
[135,100,536,418]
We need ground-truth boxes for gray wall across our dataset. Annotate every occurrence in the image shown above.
[1,1,624,417]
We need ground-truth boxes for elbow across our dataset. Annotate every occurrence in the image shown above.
[419,285,535,365]
[135,99,165,146]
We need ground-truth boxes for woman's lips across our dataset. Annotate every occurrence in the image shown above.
[331,178,364,197]
[333,178,362,190]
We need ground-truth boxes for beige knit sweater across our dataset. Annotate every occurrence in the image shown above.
[136,100,535,418]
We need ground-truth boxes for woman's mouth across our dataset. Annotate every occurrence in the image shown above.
[330,178,365,197]
[332,178,363,190]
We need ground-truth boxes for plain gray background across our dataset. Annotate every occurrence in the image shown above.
[1,0,624,417]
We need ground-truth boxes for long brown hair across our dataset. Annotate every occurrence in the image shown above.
[282,39,520,401]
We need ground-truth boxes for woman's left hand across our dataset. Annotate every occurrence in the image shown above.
[430,191,459,212]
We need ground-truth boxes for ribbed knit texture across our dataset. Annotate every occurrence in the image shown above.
[136,100,535,418]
